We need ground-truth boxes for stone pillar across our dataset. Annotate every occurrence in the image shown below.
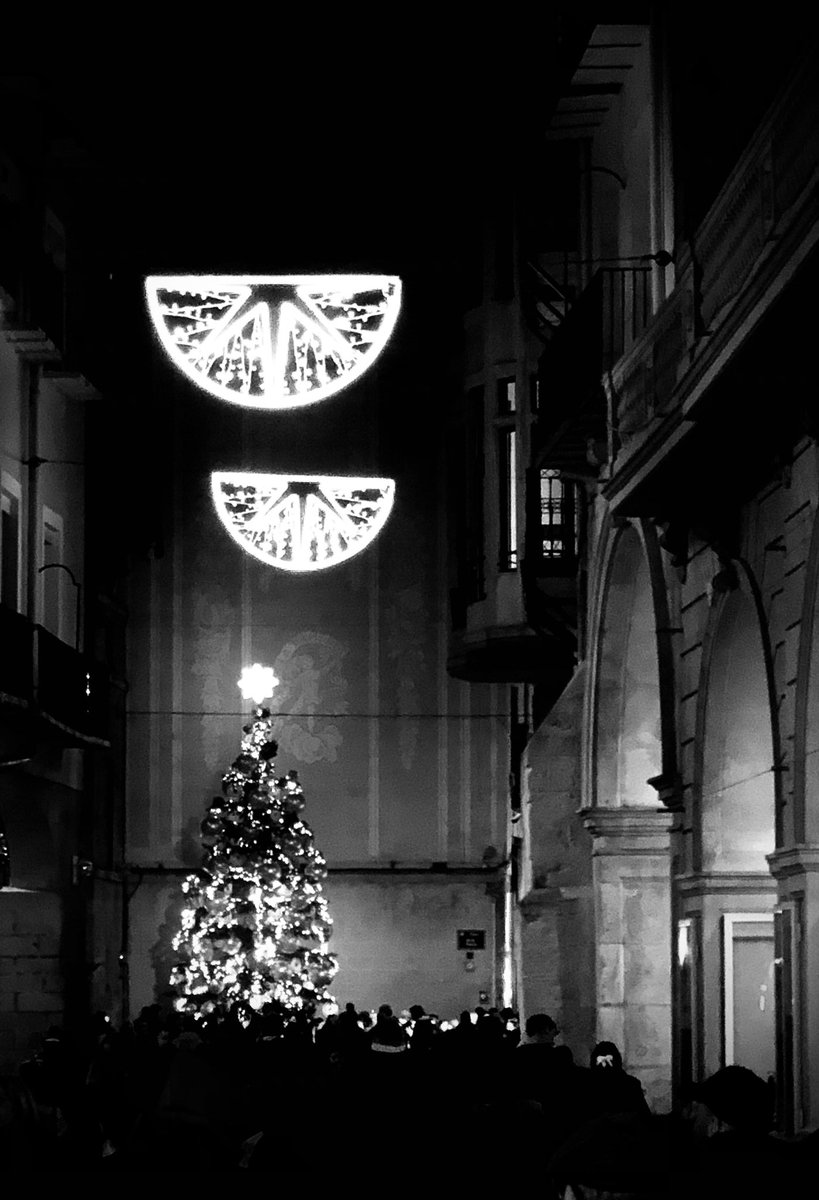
[518,889,561,1025]
[582,806,675,1112]
[768,845,819,1132]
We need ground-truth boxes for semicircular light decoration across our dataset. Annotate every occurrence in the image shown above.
[211,472,396,571]
[146,275,401,409]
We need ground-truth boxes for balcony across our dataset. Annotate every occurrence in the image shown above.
[447,619,569,686]
[604,49,819,515]
[521,258,573,343]
[534,266,651,476]
[0,606,110,752]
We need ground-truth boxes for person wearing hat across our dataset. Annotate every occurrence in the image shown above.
[681,1065,796,1196]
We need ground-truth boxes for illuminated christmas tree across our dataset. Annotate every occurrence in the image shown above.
[169,687,337,1022]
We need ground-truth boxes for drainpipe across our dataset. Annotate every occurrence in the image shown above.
[25,362,41,638]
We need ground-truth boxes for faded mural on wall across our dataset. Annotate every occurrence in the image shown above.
[269,631,349,764]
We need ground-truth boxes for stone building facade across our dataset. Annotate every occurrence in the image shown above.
[510,20,819,1128]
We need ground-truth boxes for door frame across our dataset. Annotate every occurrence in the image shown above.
[722,911,775,1067]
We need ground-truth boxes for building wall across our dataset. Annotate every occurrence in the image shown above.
[516,21,819,1130]
[127,871,499,1021]
[518,668,595,1057]
[0,309,96,1068]
[0,758,79,1069]
[125,341,509,1018]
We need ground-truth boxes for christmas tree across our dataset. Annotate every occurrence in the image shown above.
[169,704,338,1021]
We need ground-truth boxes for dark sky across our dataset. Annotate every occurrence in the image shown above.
[1,27,592,449]
[22,17,589,275]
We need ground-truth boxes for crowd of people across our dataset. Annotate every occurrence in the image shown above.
[0,1000,816,1191]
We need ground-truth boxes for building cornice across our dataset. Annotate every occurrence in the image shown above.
[580,806,676,854]
[675,871,777,897]
[767,845,819,879]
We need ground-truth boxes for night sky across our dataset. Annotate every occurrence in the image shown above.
[1,35,591,553]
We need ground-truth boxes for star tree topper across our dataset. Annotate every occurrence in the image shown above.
[238,663,279,706]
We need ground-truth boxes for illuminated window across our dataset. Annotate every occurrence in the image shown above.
[498,428,518,571]
[539,469,577,563]
[41,508,63,636]
[0,475,21,611]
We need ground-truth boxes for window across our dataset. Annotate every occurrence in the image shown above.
[464,385,485,599]
[539,469,578,564]
[529,373,540,414]
[41,507,63,637]
[498,427,518,571]
[496,375,519,572]
[1,475,22,611]
[497,376,516,415]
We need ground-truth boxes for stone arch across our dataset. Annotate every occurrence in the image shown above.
[793,498,819,845]
[695,564,777,873]
[592,522,665,808]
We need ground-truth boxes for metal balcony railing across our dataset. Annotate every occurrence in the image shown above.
[521,258,573,341]
[0,606,109,744]
[534,266,652,462]
[0,606,34,701]
[612,50,818,451]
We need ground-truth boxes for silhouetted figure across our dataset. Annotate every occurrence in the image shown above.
[493,1013,585,1161]
[333,1001,367,1061]
[584,1040,651,1121]
[681,1065,796,1198]
[368,1005,409,1055]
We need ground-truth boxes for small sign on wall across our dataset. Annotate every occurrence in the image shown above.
[457,929,486,951]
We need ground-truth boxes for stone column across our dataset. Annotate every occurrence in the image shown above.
[581,806,675,1112]
[768,845,819,1132]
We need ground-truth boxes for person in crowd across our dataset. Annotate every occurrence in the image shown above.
[84,1024,129,1159]
[675,1064,796,1197]
[332,1001,368,1061]
[449,1009,476,1049]
[584,1040,651,1121]
[503,1014,588,1150]
[368,1004,409,1054]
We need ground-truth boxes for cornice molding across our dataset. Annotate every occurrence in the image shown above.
[580,805,676,854]
[4,325,62,363]
[675,871,777,897]
[767,845,819,879]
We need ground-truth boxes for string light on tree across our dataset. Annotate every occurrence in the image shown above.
[211,472,395,571]
[145,275,402,409]
[169,685,338,1023]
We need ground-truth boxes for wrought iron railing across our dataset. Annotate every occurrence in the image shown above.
[613,49,818,447]
[521,258,573,341]
[0,606,109,743]
[534,266,652,454]
[0,606,33,701]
